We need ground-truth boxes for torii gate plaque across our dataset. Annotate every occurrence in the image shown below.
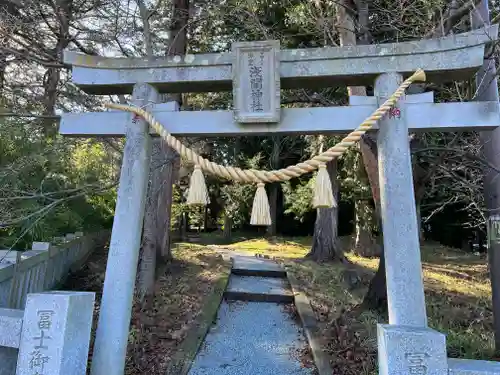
[232,40,280,123]
[61,26,500,375]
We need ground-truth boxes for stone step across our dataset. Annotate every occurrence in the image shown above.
[188,301,314,375]
[231,257,287,278]
[224,276,294,303]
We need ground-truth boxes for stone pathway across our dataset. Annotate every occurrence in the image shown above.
[188,255,315,375]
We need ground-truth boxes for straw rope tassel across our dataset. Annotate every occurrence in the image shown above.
[313,164,334,208]
[186,165,209,205]
[250,183,271,226]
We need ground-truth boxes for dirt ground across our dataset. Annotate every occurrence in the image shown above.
[61,241,230,375]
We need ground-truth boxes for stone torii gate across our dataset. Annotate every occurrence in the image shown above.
[61,26,500,375]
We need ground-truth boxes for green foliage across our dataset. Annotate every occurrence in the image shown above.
[282,178,314,221]
[220,183,255,226]
[0,117,117,248]
[2,0,494,250]
[171,185,185,229]
[171,185,210,230]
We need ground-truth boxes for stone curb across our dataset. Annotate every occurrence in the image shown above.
[166,257,232,375]
[287,273,333,375]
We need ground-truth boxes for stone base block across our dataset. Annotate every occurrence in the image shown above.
[0,347,18,375]
[0,308,23,348]
[449,358,500,375]
[377,324,447,375]
[0,308,24,375]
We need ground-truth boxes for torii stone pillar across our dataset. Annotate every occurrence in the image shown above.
[90,83,158,375]
[375,73,447,375]
[375,73,427,327]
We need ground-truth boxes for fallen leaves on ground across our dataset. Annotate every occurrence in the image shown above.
[284,241,495,375]
[62,242,230,375]
[285,259,378,375]
[282,302,317,372]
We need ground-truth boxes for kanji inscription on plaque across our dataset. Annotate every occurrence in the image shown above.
[232,40,280,123]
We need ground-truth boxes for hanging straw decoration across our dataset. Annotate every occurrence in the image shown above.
[250,183,271,226]
[312,164,334,208]
[186,165,209,205]
[105,69,427,227]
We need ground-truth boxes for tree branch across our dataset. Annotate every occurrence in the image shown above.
[0,112,61,119]
[413,147,500,174]
[425,0,482,38]
[0,46,67,68]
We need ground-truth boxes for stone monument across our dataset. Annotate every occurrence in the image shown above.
[0,291,95,375]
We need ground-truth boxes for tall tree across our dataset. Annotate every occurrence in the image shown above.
[155,0,189,259]
[336,0,379,256]
[136,0,161,303]
[137,0,189,302]
[334,0,390,307]
[0,0,119,248]
[305,1,344,261]
[471,0,500,352]
[352,150,379,256]
[0,1,20,96]
[42,0,72,134]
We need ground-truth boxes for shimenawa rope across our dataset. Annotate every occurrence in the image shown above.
[105,69,426,225]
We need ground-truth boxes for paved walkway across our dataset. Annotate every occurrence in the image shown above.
[188,255,315,375]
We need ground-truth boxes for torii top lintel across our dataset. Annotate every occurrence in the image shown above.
[64,25,498,95]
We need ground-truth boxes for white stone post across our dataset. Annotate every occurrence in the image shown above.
[375,73,427,327]
[91,83,158,375]
[16,292,95,375]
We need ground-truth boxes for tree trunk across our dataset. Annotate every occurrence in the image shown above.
[42,0,71,136]
[336,0,377,257]
[154,0,189,256]
[353,199,379,257]
[138,140,161,301]
[334,0,389,308]
[223,213,232,240]
[359,133,389,309]
[416,202,425,242]
[138,142,178,301]
[267,136,281,236]
[141,0,188,263]
[180,212,187,240]
[137,0,188,301]
[184,212,190,233]
[472,0,500,352]
[305,0,365,262]
[267,183,278,236]
[156,143,180,260]
[0,48,7,96]
[362,230,387,311]
[353,140,378,256]
[307,159,343,261]
[204,207,209,232]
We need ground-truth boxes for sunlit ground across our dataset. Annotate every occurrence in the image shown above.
[179,233,495,368]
